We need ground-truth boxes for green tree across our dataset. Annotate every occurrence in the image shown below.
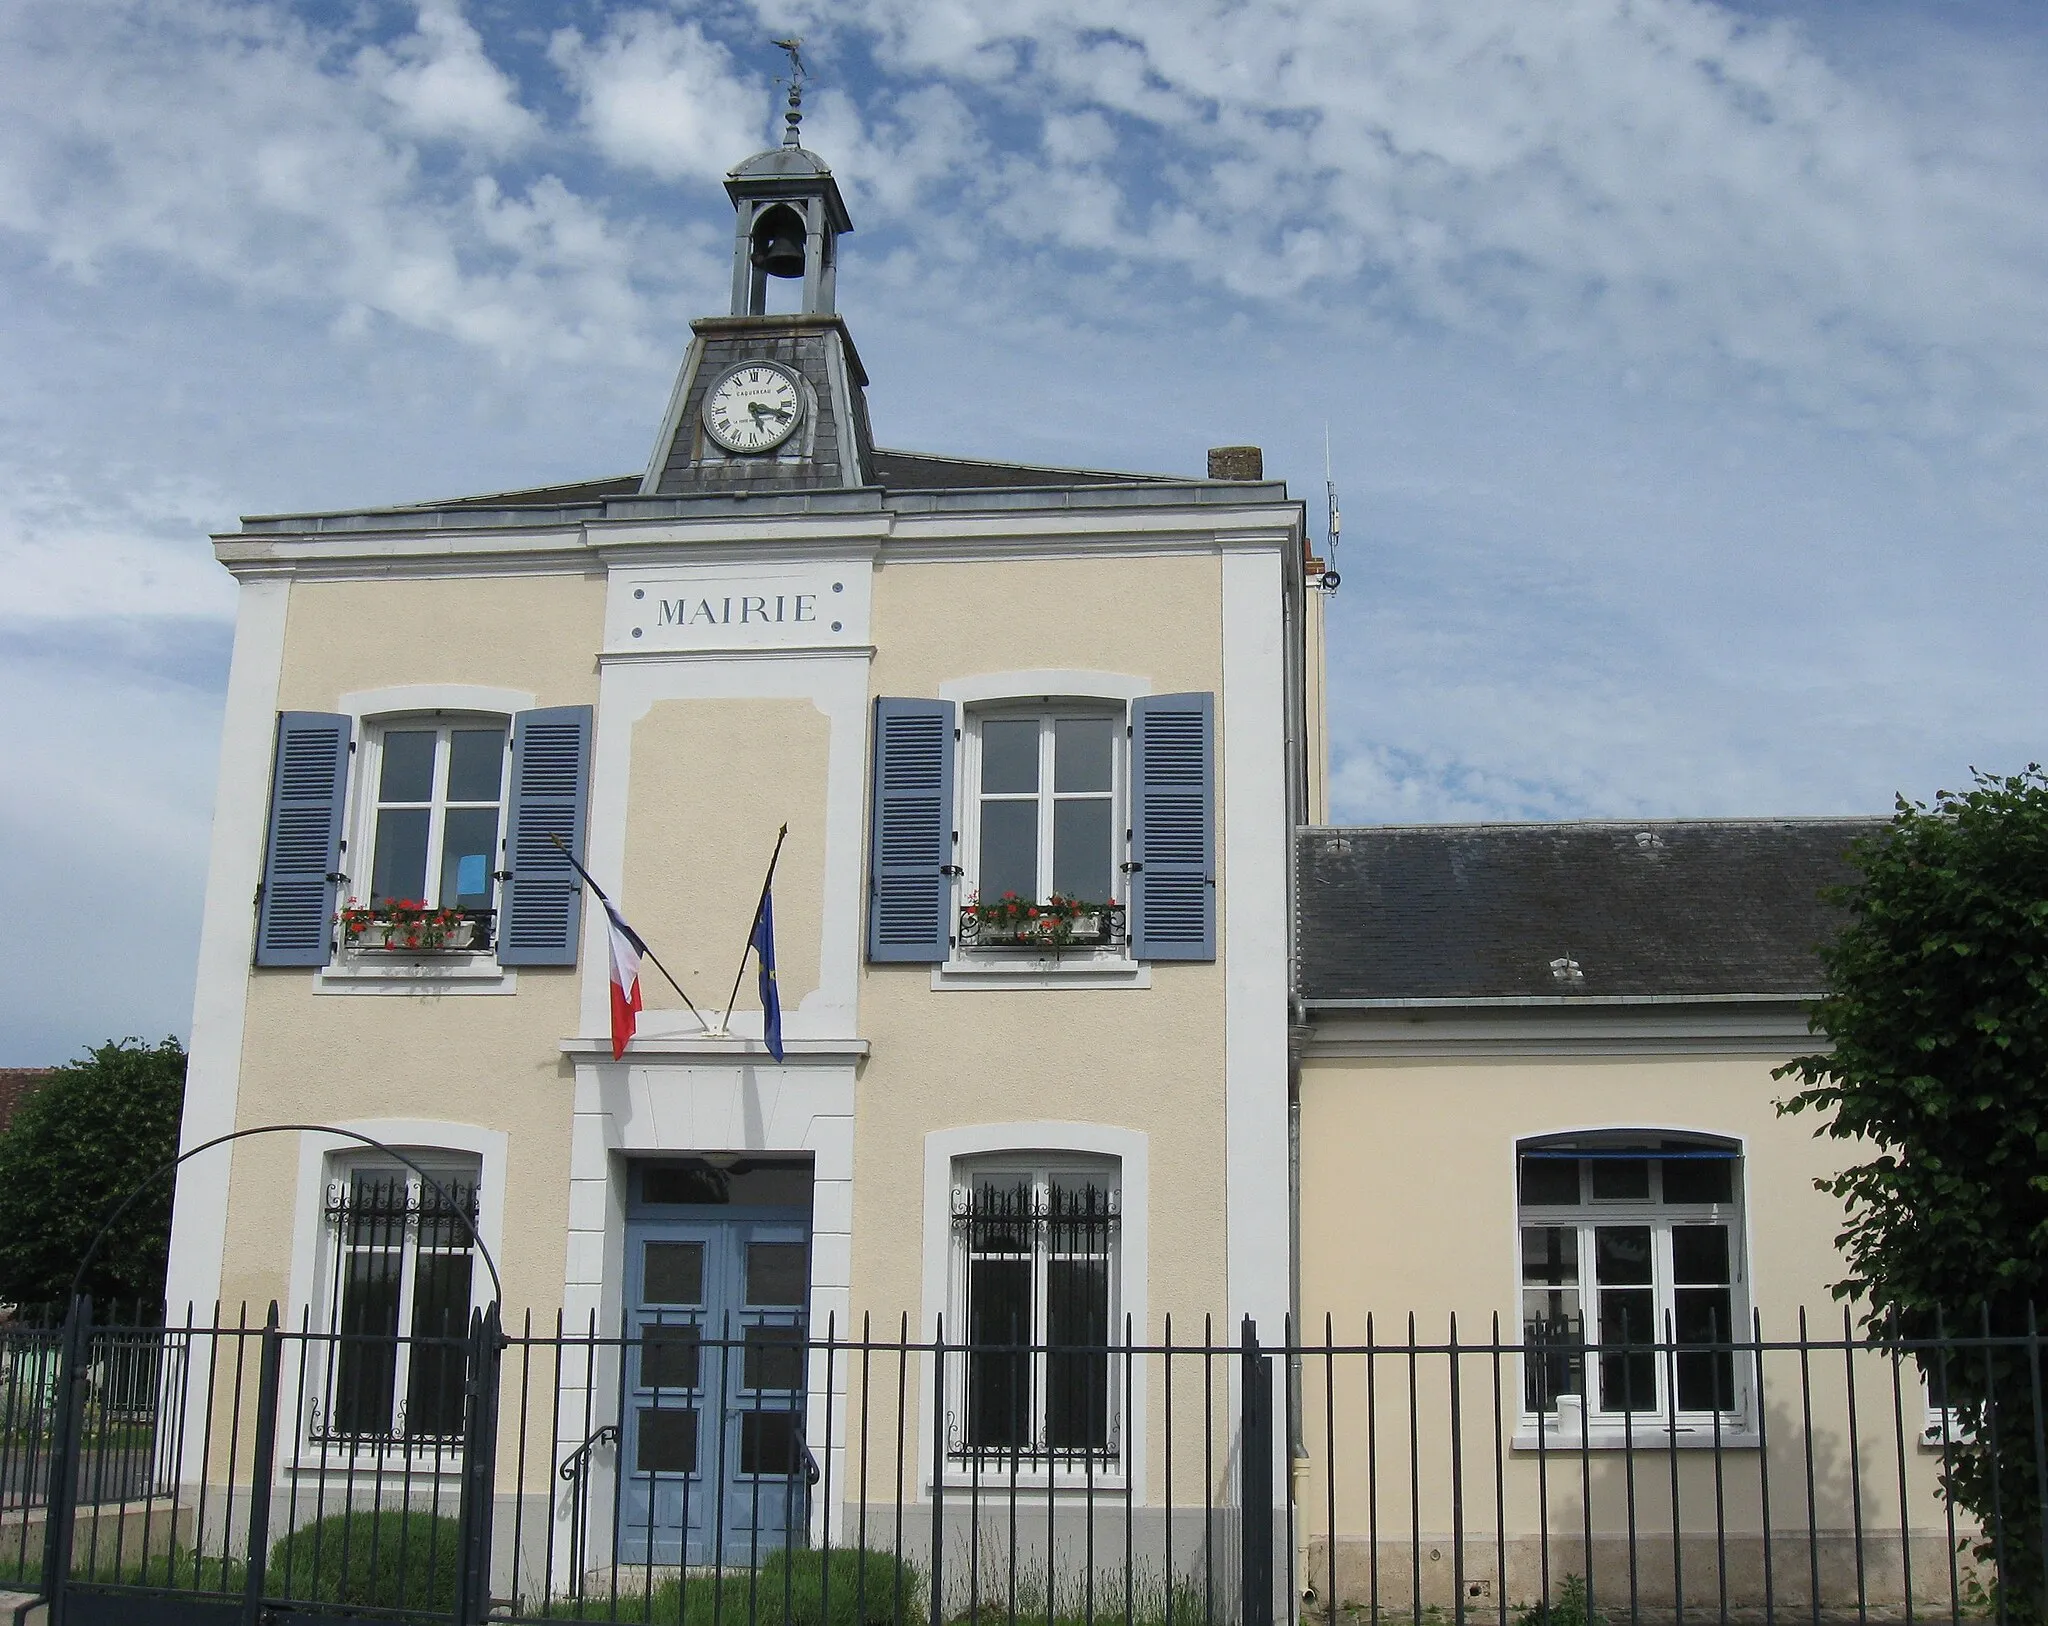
[0,1036,186,1310]
[1779,767,2048,1620]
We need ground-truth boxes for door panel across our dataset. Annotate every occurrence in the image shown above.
[620,1215,810,1566]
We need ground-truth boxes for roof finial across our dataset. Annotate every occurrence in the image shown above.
[772,37,806,148]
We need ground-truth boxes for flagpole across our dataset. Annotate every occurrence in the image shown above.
[718,823,789,1036]
[547,833,710,1029]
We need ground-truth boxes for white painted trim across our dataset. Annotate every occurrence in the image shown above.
[164,579,289,1335]
[931,957,1150,991]
[598,644,876,666]
[561,1056,857,1553]
[938,670,1152,705]
[337,683,536,721]
[283,1119,511,1323]
[1504,1126,1756,1432]
[918,1122,1150,1498]
[315,958,517,994]
[580,633,872,1046]
[1220,547,1291,1341]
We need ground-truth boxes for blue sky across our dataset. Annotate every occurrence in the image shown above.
[3,0,2046,1063]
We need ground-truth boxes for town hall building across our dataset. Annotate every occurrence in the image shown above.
[158,111,1955,1618]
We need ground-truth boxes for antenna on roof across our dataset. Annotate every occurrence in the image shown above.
[772,37,807,148]
[1319,425,1342,594]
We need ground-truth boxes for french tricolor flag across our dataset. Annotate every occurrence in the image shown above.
[601,897,648,1060]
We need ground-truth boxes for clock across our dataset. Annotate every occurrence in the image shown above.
[702,361,804,454]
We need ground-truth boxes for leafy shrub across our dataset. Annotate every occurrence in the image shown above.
[268,1509,461,1612]
[1516,1574,1605,1626]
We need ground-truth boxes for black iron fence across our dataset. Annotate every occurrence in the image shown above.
[3,1302,2043,1626]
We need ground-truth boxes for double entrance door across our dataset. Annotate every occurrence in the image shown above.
[620,1208,811,1566]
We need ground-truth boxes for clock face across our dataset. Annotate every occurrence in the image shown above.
[703,362,804,454]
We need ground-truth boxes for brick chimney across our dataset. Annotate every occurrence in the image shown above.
[1206,445,1263,481]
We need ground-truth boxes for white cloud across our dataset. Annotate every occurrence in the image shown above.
[757,0,2048,439]
[0,461,237,623]
[0,0,674,366]
[550,13,767,184]
[355,0,538,154]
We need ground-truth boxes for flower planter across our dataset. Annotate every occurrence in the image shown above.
[340,913,482,953]
[958,901,1126,952]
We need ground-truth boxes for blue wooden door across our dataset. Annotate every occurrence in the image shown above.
[620,1211,810,1566]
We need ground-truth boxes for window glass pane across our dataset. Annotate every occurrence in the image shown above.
[1675,1287,1737,1409]
[1052,800,1112,902]
[968,1258,1032,1449]
[980,719,1040,794]
[1047,1259,1110,1451]
[745,1242,808,1306]
[643,1242,704,1305]
[1661,1157,1735,1205]
[1520,1226,1578,1287]
[371,808,431,903]
[439,808,499,909]
[1519,1157,1581,1206]
[379,730,437,801]
[1598,1288,1658,1411]
[1054,718,1114,793]
[744,1327,804,1392]
[641,1327,701,1391]
[739,1411,798,1477]
[1590,1158,1651,1200]
[409,1252,474,1340]
[636,1407,698,1473]
[446,729,506,802]
[1672,1224,1731,1285]
[406,1253,473,1438]
[640,1158,812,1207]
[1594,1226,1654,1286]
[334,1253,400,1437]
[978,801,1038,901]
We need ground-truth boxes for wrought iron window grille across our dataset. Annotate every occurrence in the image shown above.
[949,1179,1122,1467]
[313,1173,481,1447]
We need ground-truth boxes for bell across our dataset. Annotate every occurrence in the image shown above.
[751,221,807,279]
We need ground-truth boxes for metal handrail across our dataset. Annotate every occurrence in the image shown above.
[557,1421,619,1483]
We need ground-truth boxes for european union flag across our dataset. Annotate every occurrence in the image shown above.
[752,887,784,1061]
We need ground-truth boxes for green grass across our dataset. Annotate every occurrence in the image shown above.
[540,1547,923,1626]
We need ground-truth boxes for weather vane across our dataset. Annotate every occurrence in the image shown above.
[772,37,806,148]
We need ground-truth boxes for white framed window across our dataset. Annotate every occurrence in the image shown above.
[1920,1352,1977,1446]
[1517,1133,1747,1425]
[313,1155,481,1446]
[355,718,508,913]
[947,1156,1122,1472]
[964,706,1123,912]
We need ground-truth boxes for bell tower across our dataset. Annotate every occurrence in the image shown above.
[641,41,874,496]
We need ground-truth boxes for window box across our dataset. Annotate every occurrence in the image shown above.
[959,900,1126,952]
[340,904,494,954]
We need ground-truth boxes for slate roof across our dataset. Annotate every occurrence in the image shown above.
[1297,818,1885,1004]
[868,449,1174,490]
[335,450,1177,518]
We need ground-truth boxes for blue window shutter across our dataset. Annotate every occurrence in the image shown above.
[868,697,956,962]
[254,712,352,967]
[1130,692,1215,961]
[498,705,593,967]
